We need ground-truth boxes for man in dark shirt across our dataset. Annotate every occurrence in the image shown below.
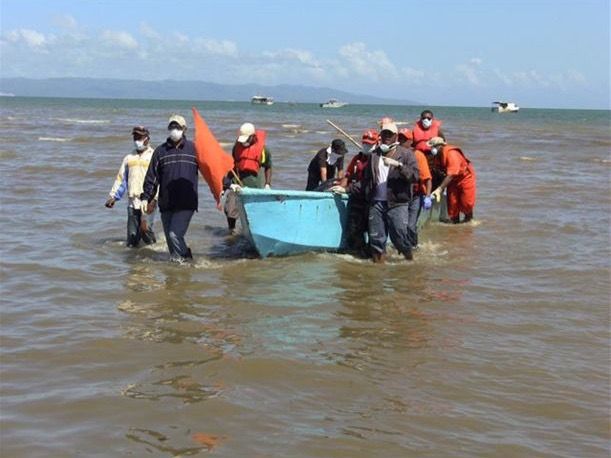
[305,138,347,191]
[141,114,198,261]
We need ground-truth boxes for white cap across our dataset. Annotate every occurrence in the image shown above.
[380,121,398,134]
[168,114,187,128]
[237,122,256,142]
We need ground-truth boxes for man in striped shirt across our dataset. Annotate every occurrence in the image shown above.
[141,114,198,261]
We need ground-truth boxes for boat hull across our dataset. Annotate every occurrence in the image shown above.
[235,188,444,258]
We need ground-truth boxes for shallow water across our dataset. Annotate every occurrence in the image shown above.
[1,97,609,457]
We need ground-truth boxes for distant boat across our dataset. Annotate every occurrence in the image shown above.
[235,187,443,258]
[0,92,15,97]
[320,99,347,108]
[491,101,519,113]
[251,95,274,105]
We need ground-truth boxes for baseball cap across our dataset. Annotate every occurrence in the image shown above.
[427,136,446,147]
[398,128,413,141]
[237,122,256,143]
[168,114,187,128]
[380,121,398,134]
[132,125,149,136]
[331,139,347,154]
[361,129,379,145]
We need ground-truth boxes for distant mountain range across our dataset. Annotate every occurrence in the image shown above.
[0,77,420,105]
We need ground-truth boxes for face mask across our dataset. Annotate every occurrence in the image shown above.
[430,147,439,156]
[422,118,433,129]
[379,142,399,155]
[134,140,146,151]
[361,144,373,155]
[240,141,251,147]
[169,128,183,142]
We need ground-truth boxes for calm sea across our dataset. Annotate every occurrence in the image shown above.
[1,97,609,457]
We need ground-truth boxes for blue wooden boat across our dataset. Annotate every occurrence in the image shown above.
[235,188,444,258]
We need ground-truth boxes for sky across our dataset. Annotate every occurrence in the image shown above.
[0,0,609,109]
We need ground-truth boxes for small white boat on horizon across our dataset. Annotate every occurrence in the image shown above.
[492,101,519,113]
[320,99,347,108]
[251,95,274,105]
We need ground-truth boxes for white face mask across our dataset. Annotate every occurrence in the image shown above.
[422,118,433,129]
[169,128,183,142]
[379,142,399,155]
[361,143,373,155]
[134,140,146,151]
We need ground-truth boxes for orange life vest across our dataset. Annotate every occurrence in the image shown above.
[412,119,442,153]
[234,130,266,174]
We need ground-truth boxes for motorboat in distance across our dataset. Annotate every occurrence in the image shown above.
[251,95,274,105]
[320,99,347,108]
[491,101,519,113]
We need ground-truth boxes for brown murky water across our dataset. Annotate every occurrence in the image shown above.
[1,98,609,457]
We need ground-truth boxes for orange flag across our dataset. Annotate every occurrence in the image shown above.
[192,107,235,204]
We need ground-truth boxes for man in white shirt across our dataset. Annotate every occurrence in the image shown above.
[105,126,157,247]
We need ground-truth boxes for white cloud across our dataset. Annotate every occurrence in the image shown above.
[194,38,238,57]
[5,29,47,48]
[338,42,398,80]
[101,30,138,50]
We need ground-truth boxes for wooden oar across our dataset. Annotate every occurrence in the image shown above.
[326,119,362,149]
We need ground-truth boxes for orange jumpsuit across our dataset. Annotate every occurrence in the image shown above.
[414,150,432,195]
[439,145,476,220]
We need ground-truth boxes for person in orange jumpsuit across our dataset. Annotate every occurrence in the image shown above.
[427,137,476,223]
[399,128,432,247]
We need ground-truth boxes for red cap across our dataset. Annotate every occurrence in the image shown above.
[398,128,413,142]
[361,129,379,145]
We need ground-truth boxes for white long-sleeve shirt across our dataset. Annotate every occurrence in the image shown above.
[108,146,155,208]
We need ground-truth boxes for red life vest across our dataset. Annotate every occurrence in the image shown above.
[412,119,442,153]
[234,130,266,174]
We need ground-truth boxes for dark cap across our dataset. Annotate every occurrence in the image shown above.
[331,139,347,155]
[132,126,149,136]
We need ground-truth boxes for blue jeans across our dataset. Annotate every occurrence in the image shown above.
[368,201,412,257]
[127,207,156,247]
[406,196,422,249]
[160,210,194,260]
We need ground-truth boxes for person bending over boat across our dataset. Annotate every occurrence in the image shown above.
[305,139,347,191]
[105,126,157,247]
[141,114,198,261]
[223,122,272,233]
[332,129,378,257]
[427,137,476,224]
[350,120,420,263]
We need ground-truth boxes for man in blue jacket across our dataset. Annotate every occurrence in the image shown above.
[141,114,198,261]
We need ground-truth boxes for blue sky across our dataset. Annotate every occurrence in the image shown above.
[1,0,609,108]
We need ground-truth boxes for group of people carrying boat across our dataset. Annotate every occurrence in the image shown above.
[105,110,476,263]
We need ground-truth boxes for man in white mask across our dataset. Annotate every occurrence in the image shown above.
[105,126,157,247]
[141,114,199,261]
[306,138,347,191]
[350,120,420,263]
[412,110,445,155]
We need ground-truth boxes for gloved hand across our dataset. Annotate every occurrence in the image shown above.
[423,196,432,210]
[140,200,149,214]
[105,197,115,208]
[229,183,242,192]
[431,188,443,202]
[264,184,271,190]
[329,185,346,194]
[382,156,401,167]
